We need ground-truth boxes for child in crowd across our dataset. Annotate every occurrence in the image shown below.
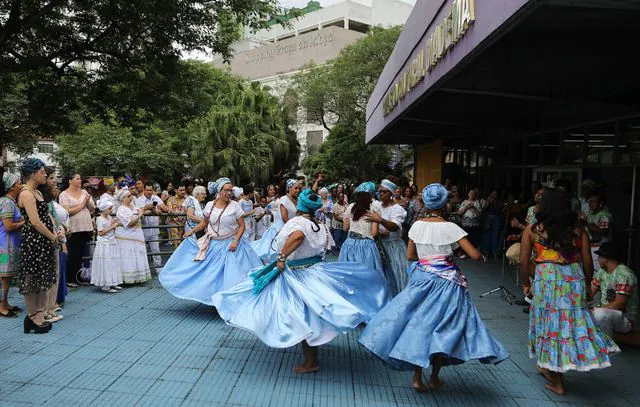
[239,185,257,241]
[253,196,272,241]
[91,199,123,293]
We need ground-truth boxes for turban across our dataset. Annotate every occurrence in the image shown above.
[286,178,302,191]
[2,173,19,191]
[297,188,323,213]
[355,181,376,194]
[422,183,449,210]
[124,175,135,188]
[103,177,115,188]
[117,187,131,202]
[97,198,114,212]
[318,187,329,195]
[232,186,243,199]
[208,177,231,196]
[379,179,397,193]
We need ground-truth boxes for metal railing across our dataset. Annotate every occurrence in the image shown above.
[82,213,191,271]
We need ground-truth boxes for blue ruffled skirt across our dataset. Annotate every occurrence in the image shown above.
[250,219,284,262]
[339,237,383,272]
[359,267,509,370]
[211,260,389,348]
[159,236,262,305]
[380,239,408,296]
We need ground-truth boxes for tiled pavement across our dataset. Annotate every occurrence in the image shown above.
[1,259,639,406]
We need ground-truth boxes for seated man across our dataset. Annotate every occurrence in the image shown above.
[591,242,638,337]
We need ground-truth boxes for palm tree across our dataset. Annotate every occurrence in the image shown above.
[189,80,291,184]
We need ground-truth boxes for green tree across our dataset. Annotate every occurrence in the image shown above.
[0,0,285,147]
[188,80,290,184]
[56,118,184,180]
[293,26,403,180]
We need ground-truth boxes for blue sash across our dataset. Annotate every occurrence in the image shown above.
[251,256,322,294]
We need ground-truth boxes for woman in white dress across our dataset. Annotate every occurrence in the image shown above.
[91,199,123,293]
[250,178,300,262]
[213,188,388,373]
[365,179,408,296]
[115,189,151,284]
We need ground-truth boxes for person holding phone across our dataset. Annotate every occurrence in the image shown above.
[135,182,171,271]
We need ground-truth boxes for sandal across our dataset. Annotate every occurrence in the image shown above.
[0,309,18,318]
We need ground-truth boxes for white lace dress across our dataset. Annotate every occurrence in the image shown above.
[91,215,123,287]
[115,204,151,284]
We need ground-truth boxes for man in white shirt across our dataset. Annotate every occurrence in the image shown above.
[135,182,171,271]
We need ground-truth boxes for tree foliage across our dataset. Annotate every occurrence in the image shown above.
[189,79,292,184]
[294,26,403,181]
[55,118,184,179]
[0,0,285,147]
[0,0,283,75]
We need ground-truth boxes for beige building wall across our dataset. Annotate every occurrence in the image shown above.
[213,26,365,81]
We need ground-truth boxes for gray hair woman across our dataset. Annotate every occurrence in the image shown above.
[17,158,61,333]
[183,185,207,233]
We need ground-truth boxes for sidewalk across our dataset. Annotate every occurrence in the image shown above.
[1,259,639,406]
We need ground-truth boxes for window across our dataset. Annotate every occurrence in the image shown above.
[306,130,323,151]
[37,143,55,154]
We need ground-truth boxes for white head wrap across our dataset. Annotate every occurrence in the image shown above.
[232,186,243,199]
[208,177,231,196]
[319,187,329,195]
[97,198,114,212]
[117,187,131,202]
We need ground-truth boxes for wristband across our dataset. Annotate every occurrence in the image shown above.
[277,253,287,263]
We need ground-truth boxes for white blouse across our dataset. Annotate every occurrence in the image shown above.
[408,221,467,257]
[275,216,334,260]
[345,202,381,238]
[280,196,298,221]
[380,203,406,241]
[96,215,116,243]
[203,200,245,237]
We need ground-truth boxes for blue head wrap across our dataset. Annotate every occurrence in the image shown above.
[20,157,46,179]
[355,181,376,194]
[208,177,231,196]
[3,173,19,191]
[422,183,449,210]
[124,175,135,187]
[379,179,397,193]
[297,188,323,213]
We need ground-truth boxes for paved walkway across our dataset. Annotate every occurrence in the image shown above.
[1,259,639,406]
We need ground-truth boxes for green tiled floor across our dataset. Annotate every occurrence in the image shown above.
[1,259,639,406]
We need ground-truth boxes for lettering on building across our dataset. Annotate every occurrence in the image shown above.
[245,32,335,65]
[383,0,475,116]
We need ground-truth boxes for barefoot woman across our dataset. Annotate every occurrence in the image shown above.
[212,188,388,373]
[359,183,509,392]
[520,189,618,396]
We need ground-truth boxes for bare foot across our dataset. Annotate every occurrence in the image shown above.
[544,383,565,396]
[412,378,429,393]
[428,377,445,390]
[536,366,553,382]
[292,363,320,374]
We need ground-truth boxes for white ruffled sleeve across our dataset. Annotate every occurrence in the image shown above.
[203,201,214,218]
[116,206,133,229]
[275,216,333,256]
[408,221,467,245]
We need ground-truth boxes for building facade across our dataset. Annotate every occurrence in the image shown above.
[2,139,61,177]
[213,0,414,162]
[366,0,640,267]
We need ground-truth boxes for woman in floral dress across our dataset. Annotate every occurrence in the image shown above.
[0,172,24,317]
[519,189,619,396]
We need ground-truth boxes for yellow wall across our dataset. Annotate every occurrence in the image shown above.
[415,139,442,188]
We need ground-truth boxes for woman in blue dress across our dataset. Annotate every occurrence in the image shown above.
[212,189,388,373]
[250,178,301,261]
[338,181,384,273]
[159,178,262,305]
[359,183,509,392]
